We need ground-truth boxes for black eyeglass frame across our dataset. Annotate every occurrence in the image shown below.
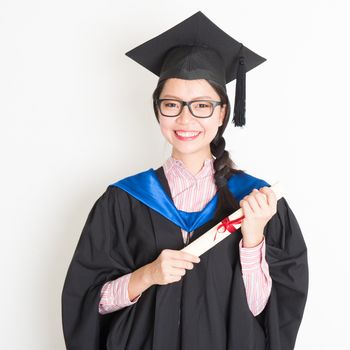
[156,98,223,118]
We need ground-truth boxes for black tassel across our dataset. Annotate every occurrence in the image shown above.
[233,56,246,127]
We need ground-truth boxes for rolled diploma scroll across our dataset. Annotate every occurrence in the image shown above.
[181,182,284,257]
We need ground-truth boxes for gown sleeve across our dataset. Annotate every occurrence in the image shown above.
[61,186,136,350]
[261,196,309,349]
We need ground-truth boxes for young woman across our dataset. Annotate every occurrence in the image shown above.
[62,11,308,350]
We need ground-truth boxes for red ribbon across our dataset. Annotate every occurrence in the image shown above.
[214,215,245,241]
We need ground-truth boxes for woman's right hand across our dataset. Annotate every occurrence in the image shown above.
[146,249,201,285]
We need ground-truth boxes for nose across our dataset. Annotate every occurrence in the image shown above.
[176,104,193,124]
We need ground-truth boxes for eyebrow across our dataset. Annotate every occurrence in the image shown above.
[161,94,215,100]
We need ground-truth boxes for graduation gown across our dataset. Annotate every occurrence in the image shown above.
[61,167,308,350]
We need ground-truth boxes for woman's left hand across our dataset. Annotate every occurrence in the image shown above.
[239,186,277,248]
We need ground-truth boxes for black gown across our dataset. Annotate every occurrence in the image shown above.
[61,167,308,350]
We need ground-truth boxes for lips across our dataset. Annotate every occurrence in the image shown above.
[174,130,202,141]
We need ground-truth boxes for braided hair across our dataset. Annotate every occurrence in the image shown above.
[152,79,245,219]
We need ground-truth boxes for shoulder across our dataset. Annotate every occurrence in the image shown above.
[101,168,155,204]
[232,170,270,187]
[110,168,155,188]
[228,170,270,201]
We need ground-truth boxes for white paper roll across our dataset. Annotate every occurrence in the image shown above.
[181,182,284,257]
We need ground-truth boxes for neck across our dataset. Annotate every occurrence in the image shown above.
[171,148,213,176]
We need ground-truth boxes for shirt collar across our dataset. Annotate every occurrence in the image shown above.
[163,155,215,180]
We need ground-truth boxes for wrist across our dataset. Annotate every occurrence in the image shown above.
[141,263,154,287]
[242,234,264,248]
[128,264,153,302]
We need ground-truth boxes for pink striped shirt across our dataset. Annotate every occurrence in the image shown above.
[99,156,272,316]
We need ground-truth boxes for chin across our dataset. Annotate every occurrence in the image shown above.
[172,144,207,156]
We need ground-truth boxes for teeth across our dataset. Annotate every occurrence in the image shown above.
[175,131,200,137]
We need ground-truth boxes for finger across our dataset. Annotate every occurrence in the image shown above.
[169,266,187,277]
[245,193,261,213]
[241,199,253,217]
[171,251,200,263]
[171,260,194,270]
[252,189,269,209]
[259,187,277,207]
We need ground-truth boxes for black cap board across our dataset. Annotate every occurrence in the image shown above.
[125,11,266,126]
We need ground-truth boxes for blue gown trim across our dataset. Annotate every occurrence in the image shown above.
[111,168,269,232]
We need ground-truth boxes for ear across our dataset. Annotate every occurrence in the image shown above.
[218,104,227,126]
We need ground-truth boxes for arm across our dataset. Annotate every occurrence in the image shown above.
[239,236,272,316]
[98,263,154,314]
[99,273,142,314]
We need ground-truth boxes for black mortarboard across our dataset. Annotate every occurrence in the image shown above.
[125,11,266,126]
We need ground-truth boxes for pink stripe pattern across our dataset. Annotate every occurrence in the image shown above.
[99,156,272,316]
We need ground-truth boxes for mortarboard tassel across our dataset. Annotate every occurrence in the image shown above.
[233,56,246,126]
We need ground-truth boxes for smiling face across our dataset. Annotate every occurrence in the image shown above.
[157,78,227,162]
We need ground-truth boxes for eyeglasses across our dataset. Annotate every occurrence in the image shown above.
[156,98,222,118]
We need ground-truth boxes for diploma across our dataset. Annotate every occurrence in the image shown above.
[181,182,284,257]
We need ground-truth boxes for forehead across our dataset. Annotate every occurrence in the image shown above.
[160,78,219,100]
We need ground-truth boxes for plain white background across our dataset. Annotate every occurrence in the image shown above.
[1,0,349,349]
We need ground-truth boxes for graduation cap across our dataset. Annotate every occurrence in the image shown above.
[125,11,266,126]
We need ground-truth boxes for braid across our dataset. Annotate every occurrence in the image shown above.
[210,134,244,219]
[211,135,231,188]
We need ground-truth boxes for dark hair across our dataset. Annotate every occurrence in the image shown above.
[152,79,245,219]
